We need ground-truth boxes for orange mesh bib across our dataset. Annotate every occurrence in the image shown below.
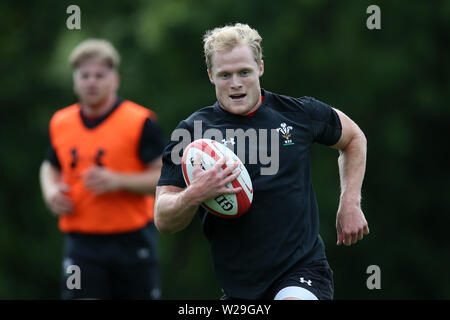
[49,100,157,233]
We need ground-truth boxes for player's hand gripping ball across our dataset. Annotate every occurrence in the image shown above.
[182,139,253,218]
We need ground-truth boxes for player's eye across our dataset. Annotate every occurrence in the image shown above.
[219,73,230,79]
[240,70,250,76]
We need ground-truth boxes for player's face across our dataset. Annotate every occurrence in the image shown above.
[73,58,119,108]
[208,45,264,115]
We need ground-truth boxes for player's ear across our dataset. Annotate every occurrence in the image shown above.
[259,60,264,77]
[73,69,80,96]
[207,69,215,84]
[113,69,120,90]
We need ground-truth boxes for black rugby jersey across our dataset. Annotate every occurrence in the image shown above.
[158,89,342,299]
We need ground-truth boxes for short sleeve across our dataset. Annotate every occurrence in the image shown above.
[45,134,61,169]
[138,118,166,164]
[157,121,190,188]
[303,97,342,146]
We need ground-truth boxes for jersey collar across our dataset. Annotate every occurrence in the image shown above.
[214,89,270,118]
[79,97,124,129]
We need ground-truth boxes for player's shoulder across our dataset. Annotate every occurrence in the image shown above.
[266,90,316,112]
[50,103,79,125]
[181,104,217,128]
[267,90,332,118]
[121,99,158,121]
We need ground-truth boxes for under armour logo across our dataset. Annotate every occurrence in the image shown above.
[300,277,312,286]
[70,148,78,168]
[221,137,235,147]
[137,248,150,259]
[95,149,105,167]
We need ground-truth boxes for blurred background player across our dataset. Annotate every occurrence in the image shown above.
[154,23,369,300]
[39,39,165,299]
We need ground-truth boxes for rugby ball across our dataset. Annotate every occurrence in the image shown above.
[181,138,253,218]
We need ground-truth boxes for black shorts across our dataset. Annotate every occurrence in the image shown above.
[267,259,334,300]
[61,222,160,300]
[221,259,334,300]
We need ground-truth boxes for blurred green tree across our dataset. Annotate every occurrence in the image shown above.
[0,0,449,299]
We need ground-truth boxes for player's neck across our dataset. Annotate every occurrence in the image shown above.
[243,94,264,117]
[80,94,117,118]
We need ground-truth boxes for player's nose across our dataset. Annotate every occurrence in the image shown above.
[230,74,242,88]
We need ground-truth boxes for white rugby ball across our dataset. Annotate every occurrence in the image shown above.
[181,138,253,218]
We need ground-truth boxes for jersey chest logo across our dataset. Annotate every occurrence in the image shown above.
[276,122,295,146]
[221,137,236,147]
[69,148,106,169]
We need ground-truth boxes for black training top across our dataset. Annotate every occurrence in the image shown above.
[158,89,342,299]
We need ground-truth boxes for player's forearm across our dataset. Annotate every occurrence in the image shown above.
[39,161,61,200]
[115,170,161,195]
[154,187,200,234]
[337,130,367,206]
[113,157,163,194]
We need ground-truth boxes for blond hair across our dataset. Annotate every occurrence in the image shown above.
[203,23,263,71]
[69,39,120,70]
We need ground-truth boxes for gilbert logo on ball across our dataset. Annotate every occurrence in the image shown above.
[181,139,253,218]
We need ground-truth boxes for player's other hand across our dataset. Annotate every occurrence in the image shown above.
[336,201,369,246]
[45,183,73,216]
[83,166,120,195]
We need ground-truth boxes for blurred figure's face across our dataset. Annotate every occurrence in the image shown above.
[208,44,264,115]
[73,58,119,109]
